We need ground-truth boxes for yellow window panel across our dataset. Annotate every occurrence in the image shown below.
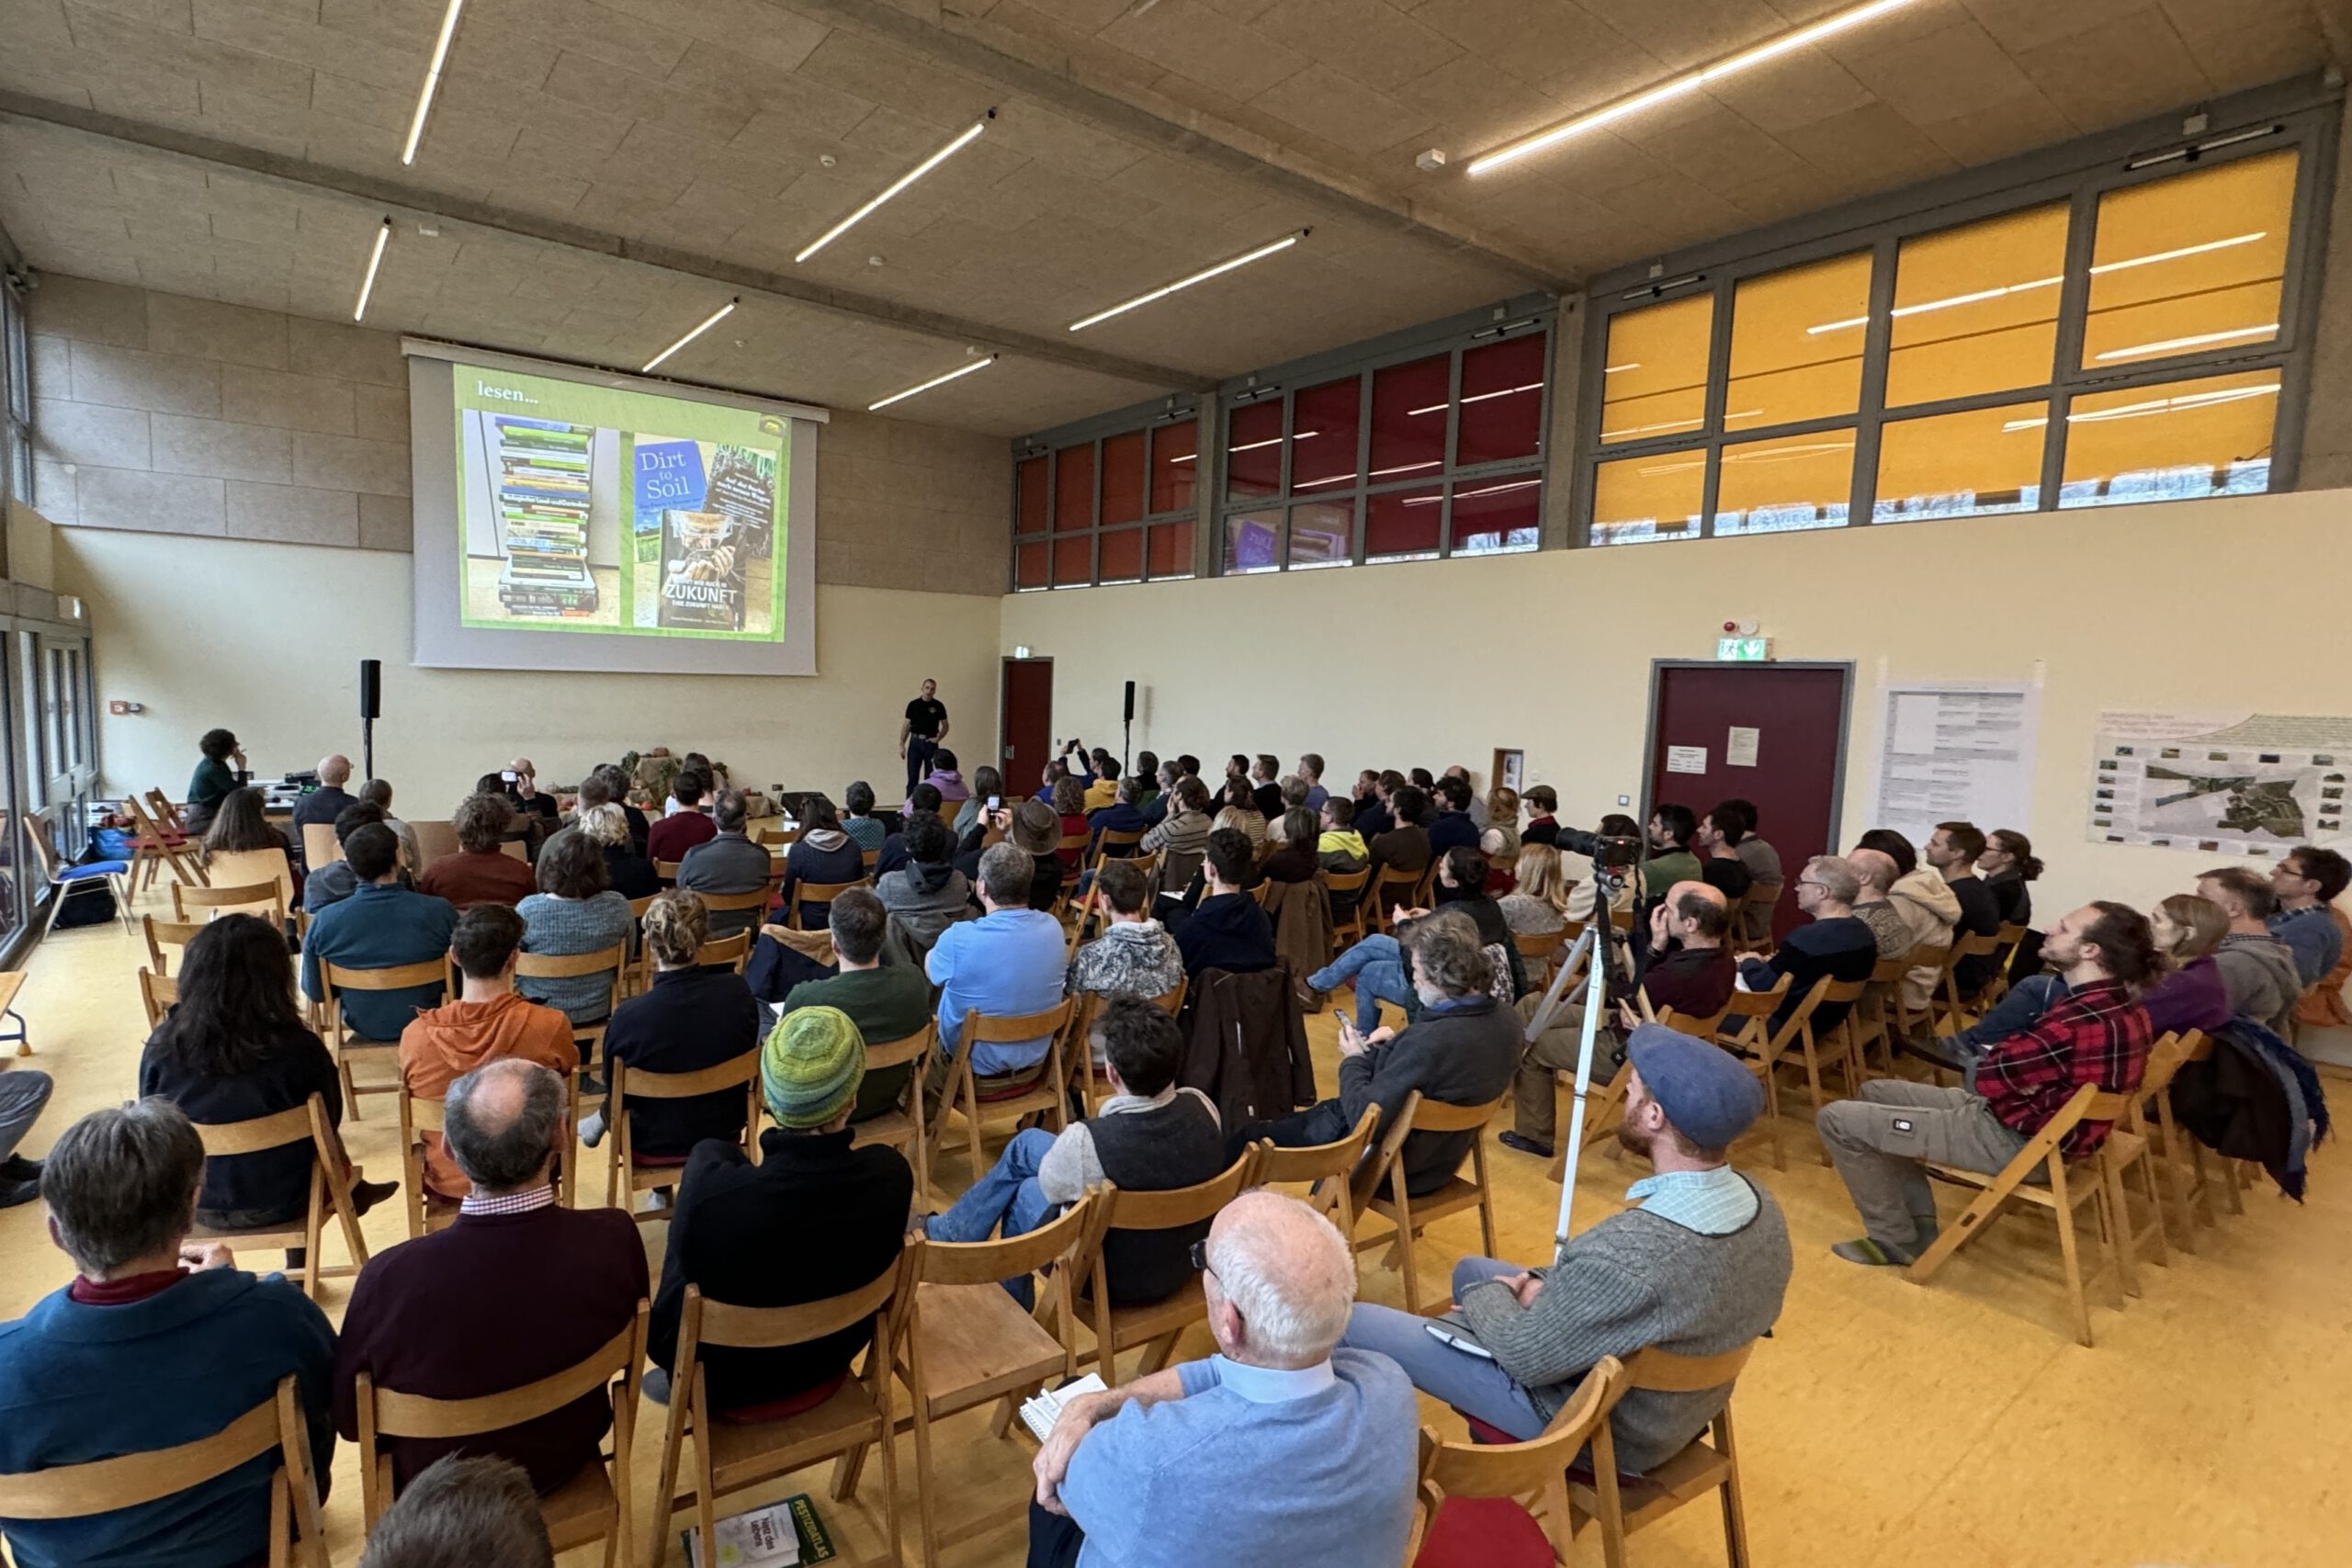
[2057,370,2280,508]
[1590,450,1705,546]
[2081,151,2296,369]
[1713,429,1855,536]
[1599,293,1712,446]
[1873,403,2048,522]
[1726,252,1871,429]
[1885,203,2069,406]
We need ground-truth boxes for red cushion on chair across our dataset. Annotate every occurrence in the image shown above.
[1415,1495,1554,1568]
[631,1152,692,1168]
[973,1075,1048,1104]
[1464,1416,1515,1446]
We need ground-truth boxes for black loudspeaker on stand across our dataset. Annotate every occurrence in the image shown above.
[1123,681,1136,776]
[358,659,381,783]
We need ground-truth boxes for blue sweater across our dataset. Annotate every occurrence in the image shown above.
[925,908,1068,1074]
[300,882,456,1043]
[1058,1350,1418,1568]
[0,1270,337,1568]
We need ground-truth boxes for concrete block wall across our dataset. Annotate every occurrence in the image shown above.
[25,275,1010,595]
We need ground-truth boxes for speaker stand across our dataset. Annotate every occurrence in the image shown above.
[362,716,374,784]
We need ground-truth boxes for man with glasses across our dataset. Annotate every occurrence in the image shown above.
[1736,854,1879,1038]
[1027,1191,1419,1568]
[2267,845,2349,987]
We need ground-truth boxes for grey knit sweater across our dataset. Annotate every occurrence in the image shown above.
[1458,1180,1792,1472]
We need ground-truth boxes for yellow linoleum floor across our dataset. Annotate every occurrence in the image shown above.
[3,882,2346,1567]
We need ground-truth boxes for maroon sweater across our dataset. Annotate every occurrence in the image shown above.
[333,1203,648,1493]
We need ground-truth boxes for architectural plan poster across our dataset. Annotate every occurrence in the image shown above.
[1869,682,2040,852]
[2088,712,2352,856]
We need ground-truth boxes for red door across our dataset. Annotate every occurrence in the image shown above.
[1000,658,1054,799]
[1647,663,1850,942]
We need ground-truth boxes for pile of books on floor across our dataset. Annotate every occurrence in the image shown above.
[492,416,599,618]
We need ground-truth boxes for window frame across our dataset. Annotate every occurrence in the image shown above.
[1010,407,1202,592]
[1,270,28,520]
[1574,94,2339,546]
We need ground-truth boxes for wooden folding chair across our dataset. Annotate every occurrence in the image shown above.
[1566,1341,1760,1567]
[138,966,179,1030]
[849,1025,936,1201]
[1893,941,1950,1041]
[651,1254,917,1568]
[412,818,459,869]
[187,1093,370,1303]
[20,808,137,937]
[1369,863,1427,934]
[2146,1029,2235,1241]
[782,880,859,931]
[175,879,285,925]
[1061,979,1189,1117]
[606,1050,761,1217]
[0,1374,325,1568]
[1544,1002,1734,1184]
[2099,1031,2192,1268]
[122,792,208,891]
[1051,833,1090,910]
[396,1085,462,1240]
[1713,976,1849,1169]
[300,821,342,873]
[926,1000,1076,1179]
[696,931,752,975]
[1512,928,1567,992]
[862,846,881,883]
[1419,1356,1630,1566]
[897,1194,1110,1568]
[1905,1082,2132,1346]
[1925,932,2001,1037]
[515,942,627,1080]
[1348,1089,1508,1314]
[1320,865,1373,953]
[143,913,207,976]
[358,1305,647,1565]
[201,847,298,915]
[654,859,683,884]
[144,787,190,839]
[1250,1104,1378,1235]
[1981,922,2030,1006]
[319,958,447,1118]
[1846,956,1909,1080]
[1078,1150,1259,1376]
[1729,879,1781,955]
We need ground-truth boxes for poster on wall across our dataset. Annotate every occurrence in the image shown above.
[2088,711,2352,856]
[1869,682,2040,851]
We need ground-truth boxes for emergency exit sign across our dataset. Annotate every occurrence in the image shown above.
[1716,636,1771,661]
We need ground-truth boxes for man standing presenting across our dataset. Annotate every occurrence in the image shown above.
[900,678,949,796]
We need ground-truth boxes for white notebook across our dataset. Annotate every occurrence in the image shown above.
[1018,1373,1109,1443]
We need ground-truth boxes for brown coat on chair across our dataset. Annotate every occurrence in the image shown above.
[1179,964,1316,1127]
[1261,878,1335,1012]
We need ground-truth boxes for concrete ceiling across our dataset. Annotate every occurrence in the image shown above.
[0,0,2338,437]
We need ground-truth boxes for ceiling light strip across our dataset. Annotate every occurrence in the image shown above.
[353,219,391,322]
[640,298,739,374]
[401,0,468,167]
[797,114,993,265]
[1069,232,1307,333]
[2094,324,2278,363]
[869,355,998,412]
[1466,0,1919,175]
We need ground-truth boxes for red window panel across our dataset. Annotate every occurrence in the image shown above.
[1053,444,1095,534]
[1053,533,1092,585]
[1097,527,1144,582]
[1148,422,1197,515]
[1457,334,1546,468]
[1365,484,1442,560]
[1016,456,1049,536]
[1148,520,1194,579]
[1369,353,1448,483]
[1223,510,1281,574]
[1015,539,1049,589]
[1448,473,1543,555]
[1225,401,1283,503]
[1289,375,1361,492]
[1101,431,1145,526]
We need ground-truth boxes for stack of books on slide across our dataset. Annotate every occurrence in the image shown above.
[492,416,600,618]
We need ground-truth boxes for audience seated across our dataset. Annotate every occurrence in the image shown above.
[840,780,886,854]
[1428,847,1526,995]
[1088,774,1152,845]
[927,842,1069,1087]
[1347,1026,1790,1466]
[919,746,971,809]
[184,726,245,833]
[1296,753,1329,812]
[1695,805,1755,904]
[302,800,398,914]
[1428,775,1480,855]
[929,998,1224,1308]
[203,783,300,874]
[141,914,395,1237]
[678,788,775,935]
[1479,785,1521,878]
[1640,804,1703,897]
[1738,854,1877,1037]
[0,1099,336,1568]
[1136,759,1180,828]
[779,793,863,928]
[1211,776,1268,854]
[301,823,455,1042]
[879,783,944,875]
[2142,894,2233,1039]
[998,798,1070,910]
[1818,902,2157,1266]
[516,829,635,1031]
[2267,845,2349,986]
[0,1053,49,1210]
[1927,822,2002,998]
[1249,753,1283,820]
[399,906,577,1205]
[1498,842,1570,937]
[1718,797,1781,943]
[291,751,357,835]
[1367,784,1433,916]
[1140,775,1214,892]
[647,1007,912,1411]
[1069,858,1183,1003]
[1981,829,2041,927]
[1501,882,1736,1159]
[956,766,1001,837]
[356,1454,552,1568]
[644,771,716,864]
[1050,777,1091,864]
[1847,848,1917,959]
[587,763,651,856]
[1259,808,1321,885]
[1520,783,1559,846]
[576,801,658,899]
[1565,812,1641,923]
[1253,909,1516,1196]
[777,888,931,1123]
[1442,763,1484,823]
[358,779,424,875]
[874,811,972,958]
[502,759,561,824]
[2197,867,2303,1034]
[1027,1190,1417,1568]
[583,891,760,1155]
[1855,829,1961,1006]
[334,1060,644,1494]
[1081,750,1121,812]
[1176,830,1276,977]
[415,795,534,912]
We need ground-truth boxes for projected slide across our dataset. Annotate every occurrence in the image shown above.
[453,364,790,641]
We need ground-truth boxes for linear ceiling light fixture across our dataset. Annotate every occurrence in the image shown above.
[353,218,391,321]
[869,354,998,412]
[1465,0,1919,175]
[797,112,994,264]
[401,0,468,166]
[1069,231,1309,332]
[641,298,739,373]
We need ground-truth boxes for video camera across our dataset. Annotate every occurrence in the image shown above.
[1555,827,1645,874]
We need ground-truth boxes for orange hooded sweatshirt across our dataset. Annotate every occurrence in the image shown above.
[398,989,579,1198]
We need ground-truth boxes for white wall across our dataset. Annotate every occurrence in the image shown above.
[1001,487,2352,925]
[59,528,1001,814]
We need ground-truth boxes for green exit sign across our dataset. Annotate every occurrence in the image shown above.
[1717,636,1771,661]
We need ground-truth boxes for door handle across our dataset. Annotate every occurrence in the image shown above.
[1005,744,1015,758]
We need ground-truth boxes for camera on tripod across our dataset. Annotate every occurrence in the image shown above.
[1590,834,1644,873]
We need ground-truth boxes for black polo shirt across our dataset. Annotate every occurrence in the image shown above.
[905,696,946,739]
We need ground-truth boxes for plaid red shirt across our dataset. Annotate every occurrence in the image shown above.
[1975,979,2152,1159]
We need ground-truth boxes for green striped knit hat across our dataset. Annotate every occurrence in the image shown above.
[762,1006,866,1129]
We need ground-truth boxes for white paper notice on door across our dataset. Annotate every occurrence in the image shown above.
[1725,727,1760,768]
[1666,745,1708,774]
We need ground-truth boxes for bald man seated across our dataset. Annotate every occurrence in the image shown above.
[504,758,560,823]
[1499,880,1738,1159]
[1027,1191,1419,1568]
[290,752,356,835]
